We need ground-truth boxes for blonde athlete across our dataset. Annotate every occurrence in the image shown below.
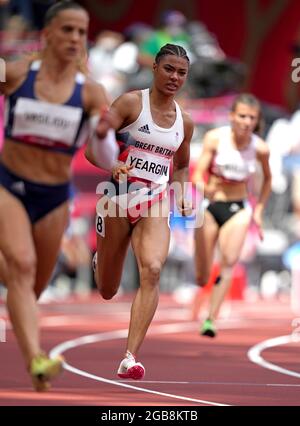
[87,44,194,380]
[192,94,271,337]
[0,1,118,391]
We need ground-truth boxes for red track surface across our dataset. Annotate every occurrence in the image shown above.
[0,292,299,406]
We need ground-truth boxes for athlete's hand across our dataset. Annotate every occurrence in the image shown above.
[253,207,264,241]
[203,184,216,201]
[96,111,111,139]
[96,120,110,139]
[112,163,133,182]
[95,108,117,139]
[177,198,194,217]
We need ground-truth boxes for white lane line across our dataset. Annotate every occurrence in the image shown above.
[60,364,229,406]
[248,334,300,379]
[118,380,300,387]
[50,322,231,406]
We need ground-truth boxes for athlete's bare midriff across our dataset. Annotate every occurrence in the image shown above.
[208,174,248,202]
[1,139,72,184]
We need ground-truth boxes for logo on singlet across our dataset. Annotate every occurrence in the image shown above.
[229,203,240,213]
[11,181,26,195]
[138,124,151,134]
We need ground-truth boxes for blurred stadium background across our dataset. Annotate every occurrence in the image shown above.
[1,0,300,316]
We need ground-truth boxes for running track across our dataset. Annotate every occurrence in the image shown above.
[0,292,299,406]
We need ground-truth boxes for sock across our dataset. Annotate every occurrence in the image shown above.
[125,350,135,360]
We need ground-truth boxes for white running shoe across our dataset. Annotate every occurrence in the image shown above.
[117,356,145,380]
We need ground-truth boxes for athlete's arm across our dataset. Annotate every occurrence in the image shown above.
[85,91,140,172]
[253,139,272,239]
[107,91,141,133]
[192,129,218,199]
[172,112,194,216]
[192,130,217,185]
[84,80,119,170]
[0,57,31,95]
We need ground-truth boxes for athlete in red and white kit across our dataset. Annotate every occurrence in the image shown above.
[86,43,194,379]
[192,93,272,337]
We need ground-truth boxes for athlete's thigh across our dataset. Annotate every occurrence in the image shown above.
[32,201,70,297]
[96,197,131,286]
[218,209,252,265]
[0,187,36,271]
[131,199,170,271]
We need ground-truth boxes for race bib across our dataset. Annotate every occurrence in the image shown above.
[95,214,105,237]
[126,148,171,184]
[12,98,82,146]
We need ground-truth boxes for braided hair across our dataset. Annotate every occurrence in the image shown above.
[155,43,190,65]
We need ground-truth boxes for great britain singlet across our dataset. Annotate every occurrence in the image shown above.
[209,126,258,183]
[103,88,185,224]
[116,88,184,184]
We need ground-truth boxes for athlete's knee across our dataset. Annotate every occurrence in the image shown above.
[195,268,210,287]
[96,274,119,300]
[6,253,36,292]
[221,253,238,268]
[99,286,118,300]
[8,251,37,281]
[196,274,209,287]
[219,265,233,281]
[141,260,163,284]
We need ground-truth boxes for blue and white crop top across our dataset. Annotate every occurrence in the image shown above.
[5,60,89,155]
[209,126,258,183]
[116,88,184,185]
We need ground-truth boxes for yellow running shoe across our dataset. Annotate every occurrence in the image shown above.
[30,353,64,392]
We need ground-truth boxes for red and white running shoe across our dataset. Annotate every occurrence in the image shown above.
[117,354,145,380]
